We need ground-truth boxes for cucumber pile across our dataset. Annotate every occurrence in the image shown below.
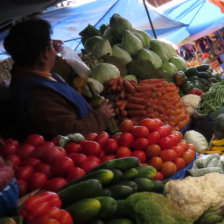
[57,157,163,224]
[174,64,222,95]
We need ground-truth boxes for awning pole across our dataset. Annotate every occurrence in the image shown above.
[143,0,157,39]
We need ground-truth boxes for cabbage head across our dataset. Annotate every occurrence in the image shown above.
[91,63,120,84]
[123,75,138,83]
[169,55,187,71]
[84,36,103,52]
[160,61,178,82]
[91,39,112,57]
[120,30,143,54]
[137,49,162,69]
[112,45,132,64]
[131,29,151,47]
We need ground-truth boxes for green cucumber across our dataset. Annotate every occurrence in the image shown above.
[136,166,157,178]
[185,67,198,77]
[119,180,138,192]
[196,64,210,71]
[111,169,123,183]
[98,188,112,197]
[62,169,114,189]
[58,179,102,207]
[197,71,212,79]
[95,196,118,218]
[153,180,164,193]
[66,198,101,223]
[109,185,133,199]
[134,177,154,191]
[89,157,140,172]
[123,168,138,179]
[113,200,133,218]
[88,220,104,224]
[105,218,134,224]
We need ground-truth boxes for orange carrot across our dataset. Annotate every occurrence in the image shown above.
[126,103,145,110]
[127,110,147,117]
[123,80,136,93]
[128,96,146,105]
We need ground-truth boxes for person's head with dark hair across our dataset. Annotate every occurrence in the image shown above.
[4,18,55,70]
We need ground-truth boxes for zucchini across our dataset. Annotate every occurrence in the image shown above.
[196,64,210,71]
[58,179,102,207]
[153,180,164,193]
[111,169,123,184]
[135,166,157,179]
[66,198,101,223]
[109,185,133,199]
[95,196,118,218]
[185,67,198,77]
[123,168,138,179]
[62,169,114,189]
[119,180,138,192]
[134,177,154,191]
[113,200,133,218]
[89,157,140,172]
[105,218,134,224]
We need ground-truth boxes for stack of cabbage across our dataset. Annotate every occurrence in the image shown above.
[79,14,187,83]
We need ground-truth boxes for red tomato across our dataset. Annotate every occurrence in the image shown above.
[16,165,34,180]
[172,145,185,157]
[43,146,65,164]
[67,167,86,181]
[187,144,196,152]
[131,126,149,138]
[25,134,45,146]
[68,153,87,167]
[99,150,105,158]
[80,158,99,172]
[156,125,172,138]
[35,163,52,178]
[86,133,98,141]
[116,146,132,158]
[147,131,160,145]
[29,172,47,190]
[51,136,59,145]
[22,157,42,167]
[17,179,28,196]
[149,156,163,170]
[131,138,149,150]
[32,142,54,159]
[161,161,177,177]
[118,133,134,147]
[146,144,161,158]
[112,132,122,142]
[86,156,101,165]
[52,156,74,176]
[160,149,177,162]
[158,136,175,149]
[81,140,102,156]
[4,138,19,147]
[6,154,21,166]
[101,155,116,163]
[2,143,17,155]
[154,171,164,181]
[119,119,134,132]
[103,139,119,154]
[175,158,186,171]
[17,143,35,159]
[95,132,110,146]
[167,134,179,147]
[172,131,183,142]
[140,118,162,131]
[132,150,146,163]
[178,140,189,151]
[45,177,68,192]
[182,149,195,164]
[55,146,67,156]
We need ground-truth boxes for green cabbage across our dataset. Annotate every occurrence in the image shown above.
[91,63,120,84]
[120,30,143,54]
[137,49,162,69]
[169,55,187,71]
[131,29,151,47]
[91,39,112,57]
[84,36,103,52]
[112,45,132,64]
[123,75,138,82]
[160,61,178,82]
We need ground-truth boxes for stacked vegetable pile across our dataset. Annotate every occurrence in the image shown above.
[174,64,222,96]
[79,13,187,83]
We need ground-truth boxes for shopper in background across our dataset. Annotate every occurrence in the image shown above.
[3,18,115,139]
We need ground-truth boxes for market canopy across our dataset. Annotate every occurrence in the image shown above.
[0,0,190,58]
[162,0,224,42]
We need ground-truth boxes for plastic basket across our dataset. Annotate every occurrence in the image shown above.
[0,178,19,217]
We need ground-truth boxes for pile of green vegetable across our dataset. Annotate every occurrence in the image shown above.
[56,157,167,224]
[79,14,187,83]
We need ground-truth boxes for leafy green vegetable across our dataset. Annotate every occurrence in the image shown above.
[79,24,101,44]
[91,39,112,57]
[160,61,178,82]
[169,55,187,71]
[84,36,104,52]
[112,45,132,64]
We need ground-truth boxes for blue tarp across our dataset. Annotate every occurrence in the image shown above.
[162,0,224,41]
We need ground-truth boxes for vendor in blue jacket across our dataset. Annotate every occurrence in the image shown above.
[3,18,114,139]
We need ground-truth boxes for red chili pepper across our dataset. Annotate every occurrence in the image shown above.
[189,88,204,98]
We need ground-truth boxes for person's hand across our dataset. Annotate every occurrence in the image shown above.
[97,100,115,119]
[52,39,64,52]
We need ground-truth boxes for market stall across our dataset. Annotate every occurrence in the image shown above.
[2,2,224,224]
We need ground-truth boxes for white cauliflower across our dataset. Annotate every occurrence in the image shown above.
[164,173,224,221]
[180,94,201,115]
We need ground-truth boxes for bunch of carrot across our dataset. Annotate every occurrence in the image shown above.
[103,77,137,123]
[126,79,190,130]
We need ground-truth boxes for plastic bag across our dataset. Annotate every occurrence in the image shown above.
[61,46,91,78]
